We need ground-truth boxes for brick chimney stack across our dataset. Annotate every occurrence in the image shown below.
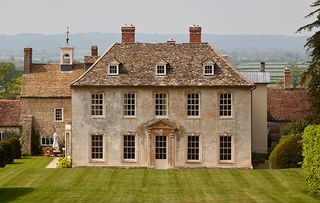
[24,47,32,74]
[91,45,98,56]
[189,25,202,44]
[121,24,135,44]
[284,67,291,90]
[260,61,266,72]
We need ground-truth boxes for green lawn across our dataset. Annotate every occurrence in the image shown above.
[0,157,318,202]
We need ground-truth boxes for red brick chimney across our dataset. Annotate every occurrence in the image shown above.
[121,24,135,44]
[284,67,291,90]
[24,48,32,74]
[91,45,98,56]
[189,25,202,44]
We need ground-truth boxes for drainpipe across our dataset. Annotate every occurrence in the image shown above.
[250,84,256,168]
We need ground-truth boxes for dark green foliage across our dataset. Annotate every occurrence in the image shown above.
[7,137,22,159]
[302,125,320,197]
[0,141,14,164]
[280,118,313,137]
[31,130,41,155]
[0,62,22,99]
[269,135,303,169]
[0,146,7,167]
[297,1,320,123]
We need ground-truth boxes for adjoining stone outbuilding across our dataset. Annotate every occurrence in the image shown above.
[20,43,99,154]
[70,25,254,169]
[0,99,21,141]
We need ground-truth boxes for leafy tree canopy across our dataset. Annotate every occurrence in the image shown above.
[297,0,320,123]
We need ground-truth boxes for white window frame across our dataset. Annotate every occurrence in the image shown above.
[186,93,200,118]
[203,63,215,76]
[54,108,64,122]
[41,135,54,146]
[90,134,104,162]
[156,64,166,76]
[154,93,168,117]
[123,93,136,118]
[91,93,105,118]
[123,134,137,162]
[218,133,235,163]
[108,64,119,75]
[187,134,201,162]
[219,93,233,118]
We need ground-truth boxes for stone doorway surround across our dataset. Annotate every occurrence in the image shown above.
[144,119,178,169]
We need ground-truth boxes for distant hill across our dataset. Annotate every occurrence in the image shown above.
[0,33,310,67]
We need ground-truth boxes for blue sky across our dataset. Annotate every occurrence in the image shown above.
[1,0,315,35]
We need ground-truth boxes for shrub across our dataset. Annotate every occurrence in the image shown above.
[269,135,302,169]
[0,141,14,164]
[7,137,21,159]
[280,118,312,137]
[0,146,7,167]
[57,157,72,168]
[302,125,320,197]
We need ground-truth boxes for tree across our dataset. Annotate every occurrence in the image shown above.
[297,0,320,123]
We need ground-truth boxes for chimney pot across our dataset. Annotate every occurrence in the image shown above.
[260,61,266,72]
[189,25,202,44]
[121,25,135,44]
[167,39,176,44]
[91,45,98,56]
[284,67,291,90]
[24,47,32,74]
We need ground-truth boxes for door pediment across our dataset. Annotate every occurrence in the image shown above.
[144,118,178,130]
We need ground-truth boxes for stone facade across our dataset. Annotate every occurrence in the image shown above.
[20,97,72,153]
[72,87,252,168]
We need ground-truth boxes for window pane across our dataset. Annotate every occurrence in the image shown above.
[155,93,167,116]
[91,93,104,116]
[187,93,200,116]
[124,135,135,160]
[92,135,103,159]
[219,93,232,117]
[187,136,199,160]
[123,94,136,116]
[219,135,232,161]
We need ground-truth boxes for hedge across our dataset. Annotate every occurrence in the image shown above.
[269,135,302,169]
[0,146,7,167]
[7,137,22,159]
[0,141,14,164]
[302,125,320,197]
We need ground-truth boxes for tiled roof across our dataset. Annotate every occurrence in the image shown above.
[240,72,270,84]
[0,100,21,127]
[267,88,310,122]
[21,64,85,97]
[72,43,252,87]
[84,56,99,64]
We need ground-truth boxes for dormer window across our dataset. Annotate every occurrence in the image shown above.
[107,59,120,76]
[155,59,168,76]
[204,65,214,75]
[202,59,215,76]
[109,65,119,75]
[156,65,166,75]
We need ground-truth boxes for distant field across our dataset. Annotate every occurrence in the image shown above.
[0,157,318,202]
[236,62,308,84]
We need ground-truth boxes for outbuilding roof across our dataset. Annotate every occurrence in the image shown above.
[72,43,252,87]
[21,64,85,97]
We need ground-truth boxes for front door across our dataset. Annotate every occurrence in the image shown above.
[154,135,168,169]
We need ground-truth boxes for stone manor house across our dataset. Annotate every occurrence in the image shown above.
[21,25,268,169]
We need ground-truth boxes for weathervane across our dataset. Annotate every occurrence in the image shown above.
[66,26,70,45]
